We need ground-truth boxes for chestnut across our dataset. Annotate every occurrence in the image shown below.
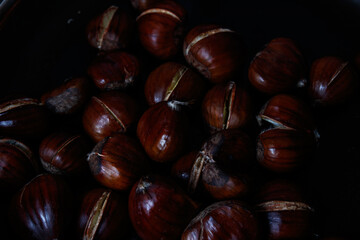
[0,97,49,138]
[88,133,148,190]
[86,5,135,51]
[88,51,140,90]
[82,91,140,142]
[144,62,207,106]
[183,24,246,83]
[136,0,186,59]
[202,81,253,132]
[248,38,307,94]
[10,174,73,240]
[131,0,161,12]
[39,132,91,175]
[41,77,91,115]
[137,100,189,163]
[308,56,358,106]
[78,188,130,239]
[182,200,259,240]
[0,138,38,192]
[129,175,198,240]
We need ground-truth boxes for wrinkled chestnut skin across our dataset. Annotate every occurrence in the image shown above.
[137,0,186,59]
[87,6,135,51]
[145,62,207,106]
[131,0,161,12]
[88,133,148,190]
[182,200,259,240]
[202,81,252,132]
[83,91,140,142]
[257,128,316,172]
[88,51,140,90]
[137,100,189,162]
[0,98,49,138]
[248,38,307,94]
[0,139,38,193]
[41,77,91,114]
[309,56,358,106]
[129,175,198,240]
[78,188,130,239]
[183,24,246,83]
[39,132,91,175]
[10,174,73,240]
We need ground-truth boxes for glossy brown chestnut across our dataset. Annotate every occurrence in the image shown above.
[82,91,140,142]
[257,128,316,173]
[131,0,161,12]
[41,77,91,114]
[137,100,189,162]
[136,0,186,59]
[88,133,148,190]
[129,175,198,240]
[256,180,313,240]
[0,138,38,192]
[308,56,358,106]
[144,62,207,106]
[10,174,72,240]
[202,81,252,132]
[88,51,140,90]
[182,200,259,240]
[86,5,135,51]
[39,132,91,175]
[78,188,130,239]
[0,97,49,138]
[248,38,307,94]
[183,24,246,83]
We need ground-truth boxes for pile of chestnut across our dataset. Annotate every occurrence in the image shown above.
[0,0,358,239]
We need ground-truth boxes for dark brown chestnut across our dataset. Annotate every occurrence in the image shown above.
[131,0,161,12]
[88,51,140,90]
[202,81,253,132]
[183,24,246,83]
[136,0,186,59]
[82,91,140,142]
[41,77,91,115]
[88,133,148,190]
[86,5,135,51]
[182,200,259,240]
[144,62,207,106]
[137,100,189,163]
[0,138,38,192]
[10,174,72,240]
[78,188,130,239]
[248,38,307,94]
[39,132,91,175]
[0,97,49,138]
[129,175,198,240]
[308,56,358,106]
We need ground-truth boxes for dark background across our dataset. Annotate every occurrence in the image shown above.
[1,0,359,238]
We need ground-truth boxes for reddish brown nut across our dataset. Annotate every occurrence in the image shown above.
[137,0,186,59]
[129,175,198,240]
[10,174,73,240]
[41,77,91,115]
[87,133,148,190]
[202,81,252,132]
[248,38,307,94]
[182,200,259,240]
[78,188,130,239]
[0,97,49,138]
[144,62,207,106]
[137,100,189,163]
[308,56,358,106]
[86,6,135,51]
[183,24,246,83]
[131,0,161,12]
[88,51,140,90]
[0,139,38,193]
[39,132,91,176]
[82,91,140,142]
